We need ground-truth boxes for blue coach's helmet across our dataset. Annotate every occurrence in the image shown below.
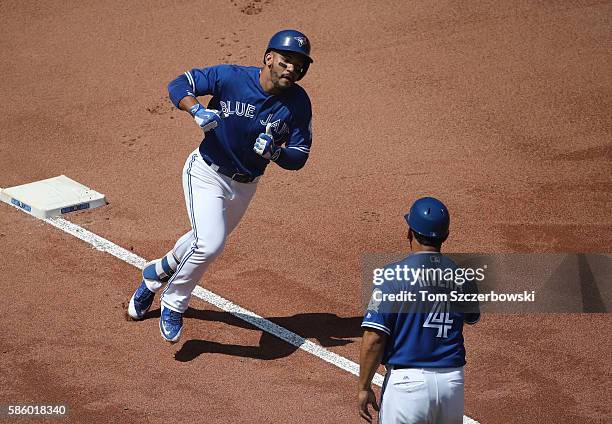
[405,197,450,240]
[264,29,313,80]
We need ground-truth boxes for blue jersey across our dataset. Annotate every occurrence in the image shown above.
[362,252,480,368]
[168,64,312,177]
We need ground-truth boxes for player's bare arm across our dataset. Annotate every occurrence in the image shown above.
[358,329,386,422]
[177,95,198,111]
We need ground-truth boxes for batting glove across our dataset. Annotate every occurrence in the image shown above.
[189,103,224,133]
[253,123,281,161]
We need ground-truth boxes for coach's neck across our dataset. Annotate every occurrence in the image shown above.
[408,230,442,253]
[413,242,441,253]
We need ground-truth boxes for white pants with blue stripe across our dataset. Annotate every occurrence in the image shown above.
[157,149,258,313]
[379,366,464,424]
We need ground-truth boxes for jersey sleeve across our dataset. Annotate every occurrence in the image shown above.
[167,65,225,108]
[361,279,398,336]
[274,91,313,170]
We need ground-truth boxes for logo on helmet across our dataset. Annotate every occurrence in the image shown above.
[293,36,307,47]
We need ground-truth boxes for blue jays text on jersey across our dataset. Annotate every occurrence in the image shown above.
[168,64,312,177]
[362,252,480,368]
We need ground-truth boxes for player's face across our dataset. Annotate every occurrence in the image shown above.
[267,51,307,89]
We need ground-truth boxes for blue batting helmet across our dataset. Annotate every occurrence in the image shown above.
[404,197,450,240]
[264,29,313,80]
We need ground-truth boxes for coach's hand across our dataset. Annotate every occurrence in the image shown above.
[358,388,379,422]
[190,103,225,133]
[253,123,281,161]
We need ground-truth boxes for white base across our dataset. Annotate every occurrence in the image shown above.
[0,175,107,218]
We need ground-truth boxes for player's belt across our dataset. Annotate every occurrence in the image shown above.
[392,365,412,369]
[201,154,259,183]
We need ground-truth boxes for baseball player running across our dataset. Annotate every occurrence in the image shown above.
[126,29,314,343]
[358,197,480,423]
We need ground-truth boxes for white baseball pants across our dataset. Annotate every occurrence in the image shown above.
[151,149,257,313]
[379,366,464,424]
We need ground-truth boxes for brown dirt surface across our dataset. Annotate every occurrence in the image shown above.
[1,1,611,423]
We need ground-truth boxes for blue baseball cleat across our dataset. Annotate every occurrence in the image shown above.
[160,305,183,343]
[127,259,178,320]
[127,261,160,320]
[127,280,156,320]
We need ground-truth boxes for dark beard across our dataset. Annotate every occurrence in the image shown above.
[271,68,292,91]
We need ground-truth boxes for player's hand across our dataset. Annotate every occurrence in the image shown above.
[253,123,281,161]
[358,388,379,422]
[189,103,225,133]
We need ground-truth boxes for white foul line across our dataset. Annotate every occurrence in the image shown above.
[14,210,479,424]
[40,216,384,387]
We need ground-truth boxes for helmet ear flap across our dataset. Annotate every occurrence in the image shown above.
[296,61,310,80]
